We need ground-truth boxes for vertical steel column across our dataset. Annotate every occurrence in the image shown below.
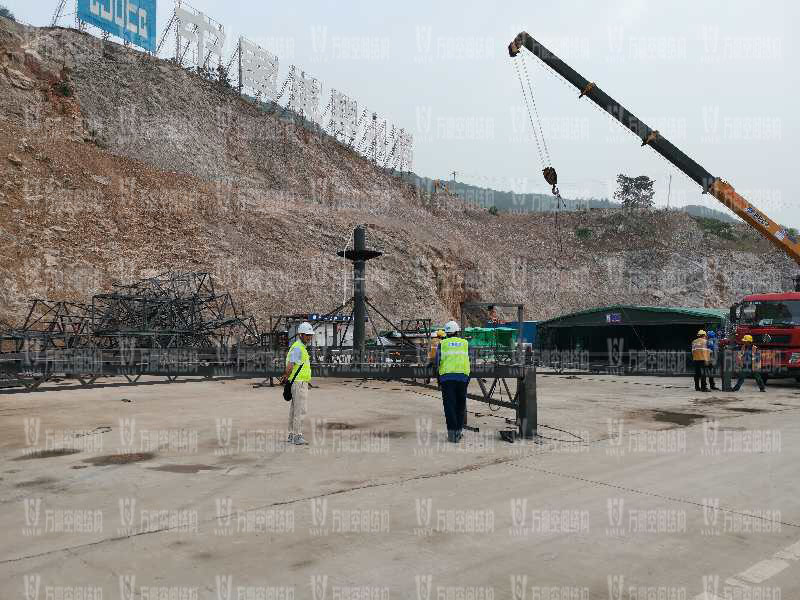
[721,346,732,391]
[517,305,524,364]
[517,365,537,438]
[352,226,366,363]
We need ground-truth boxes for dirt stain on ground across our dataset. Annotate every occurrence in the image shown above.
[691,396,738,406]
[84,452,155,465]
[725,407,768,414]
[15,476,58,487]
[14,448,82,460]
[149,464,219,473]
[324,422,356,430]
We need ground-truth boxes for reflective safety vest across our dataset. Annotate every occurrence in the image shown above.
[691,337,710,362]
[428,337,441,361]
[286,340,311,382]
[439,337,470,376]
[736,345,761,371]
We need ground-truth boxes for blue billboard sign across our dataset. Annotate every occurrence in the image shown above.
[77,0,157,53]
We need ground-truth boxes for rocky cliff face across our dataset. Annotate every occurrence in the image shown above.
[0,19,795,328]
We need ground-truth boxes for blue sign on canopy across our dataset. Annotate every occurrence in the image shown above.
[77,0,157,53]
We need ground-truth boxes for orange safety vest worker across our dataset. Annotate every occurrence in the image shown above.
[691,337,710,362]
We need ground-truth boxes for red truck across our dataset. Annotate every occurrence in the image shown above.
[730,292,800,381]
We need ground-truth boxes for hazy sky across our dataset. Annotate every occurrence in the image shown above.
[7,0,797,224]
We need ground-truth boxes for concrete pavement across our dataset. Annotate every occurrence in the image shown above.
[0,373,798,599]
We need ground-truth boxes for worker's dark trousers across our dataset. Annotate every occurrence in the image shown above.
[733,371,766,392]
[704,363,717,390]
[693,360,707,391]
[440,380,467,434]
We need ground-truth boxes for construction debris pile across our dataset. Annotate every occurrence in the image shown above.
[0,273,261,351]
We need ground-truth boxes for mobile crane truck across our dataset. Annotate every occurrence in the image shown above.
[509,31,800,380]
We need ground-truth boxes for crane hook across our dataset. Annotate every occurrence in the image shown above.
[543,166,559,196]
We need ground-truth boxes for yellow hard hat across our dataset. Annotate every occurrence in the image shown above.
[436,330,445,338]
[697,330,707,337]
[742,334,754,343]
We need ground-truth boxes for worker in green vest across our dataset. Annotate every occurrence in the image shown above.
[436,320,471,443]
[281,322,314,445]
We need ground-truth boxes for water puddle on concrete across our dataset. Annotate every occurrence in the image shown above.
[149,464,220,473]
[14,448,82,460]
[649,410,706,426]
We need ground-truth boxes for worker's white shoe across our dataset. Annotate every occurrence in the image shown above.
[293,434,308,445]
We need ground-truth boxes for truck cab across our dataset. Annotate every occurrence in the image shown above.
[731,292,800,377]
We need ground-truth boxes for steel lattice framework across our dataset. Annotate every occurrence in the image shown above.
[0,272,261,353]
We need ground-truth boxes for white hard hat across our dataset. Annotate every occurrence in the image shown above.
[444,320,460,334]
[297,322,314,335]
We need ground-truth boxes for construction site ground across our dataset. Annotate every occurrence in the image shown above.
[1,373,799,598]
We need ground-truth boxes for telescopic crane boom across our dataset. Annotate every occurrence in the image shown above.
[508,31,800,266]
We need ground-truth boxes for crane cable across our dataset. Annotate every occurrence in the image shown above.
[512,54,566,261]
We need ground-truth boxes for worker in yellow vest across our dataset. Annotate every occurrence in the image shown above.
[428,329,445,362]
[425,329,445,385]
[281,322,314,445]
[436,320,471,443]
[691,330,711,392]
[732,335,766,392]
